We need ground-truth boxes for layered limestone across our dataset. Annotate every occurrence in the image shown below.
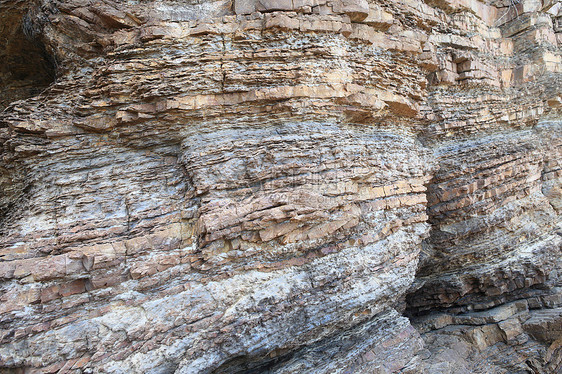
[0,0,561,373]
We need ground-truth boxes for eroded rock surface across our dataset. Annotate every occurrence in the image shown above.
[0,0,560,373]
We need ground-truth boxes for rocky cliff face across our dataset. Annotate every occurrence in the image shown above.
[0,0,561,373]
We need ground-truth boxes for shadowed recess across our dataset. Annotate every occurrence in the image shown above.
[0,1,56,110]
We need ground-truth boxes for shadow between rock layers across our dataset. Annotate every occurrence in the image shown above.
[0,0,561,373]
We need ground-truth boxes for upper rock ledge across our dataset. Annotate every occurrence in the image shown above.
[234,0,371,22]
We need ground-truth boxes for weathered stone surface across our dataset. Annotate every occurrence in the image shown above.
[0,0,560,373]
[524,307,562,343]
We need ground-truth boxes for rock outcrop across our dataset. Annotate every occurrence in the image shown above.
[0,0,560,373]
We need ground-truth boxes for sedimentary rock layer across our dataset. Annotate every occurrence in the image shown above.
[0,0,560,373]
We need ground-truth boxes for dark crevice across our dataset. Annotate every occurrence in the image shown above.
[0,3,56,111]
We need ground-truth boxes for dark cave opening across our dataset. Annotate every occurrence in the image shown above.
[0,5,56,110]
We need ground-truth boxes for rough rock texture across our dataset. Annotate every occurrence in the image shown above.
[0,0,560,373]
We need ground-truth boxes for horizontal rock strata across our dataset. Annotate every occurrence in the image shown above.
[0,0,561,373]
